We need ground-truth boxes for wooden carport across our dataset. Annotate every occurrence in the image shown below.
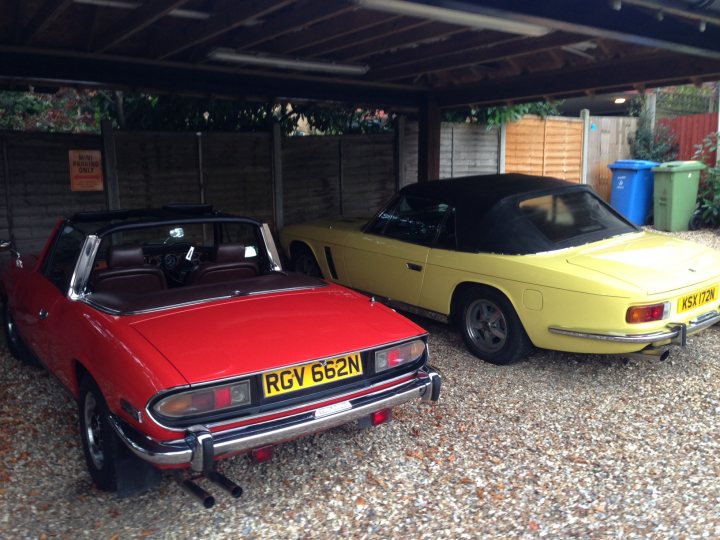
[2,0,720,185]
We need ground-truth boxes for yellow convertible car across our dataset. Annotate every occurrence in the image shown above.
[280,174,720,365]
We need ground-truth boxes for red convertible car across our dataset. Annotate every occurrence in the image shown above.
[0,205,440,506]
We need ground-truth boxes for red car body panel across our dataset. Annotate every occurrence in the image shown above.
[1,209,440,491]
[130,284,422,383]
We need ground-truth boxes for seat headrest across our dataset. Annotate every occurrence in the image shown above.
[107,245,145,268]
[215,243,246,263]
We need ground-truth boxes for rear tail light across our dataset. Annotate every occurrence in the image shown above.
[374,339,425,373]
[251,445,275,463]
[154,380,252,418]
[626,302,669,323]
[371,408,392,426]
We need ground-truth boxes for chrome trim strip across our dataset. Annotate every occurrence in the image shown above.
[110,370,438,467]
[68,235,101,300]
[146,352,429,433]
[261,223,282,272]
[548,310,720,344]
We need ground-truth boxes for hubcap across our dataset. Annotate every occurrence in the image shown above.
[84,392,105,469]
[465,299,508,353]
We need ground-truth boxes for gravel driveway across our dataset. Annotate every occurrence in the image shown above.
[1,230,719,539]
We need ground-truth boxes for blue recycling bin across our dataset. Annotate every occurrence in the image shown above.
[608,160,659,225]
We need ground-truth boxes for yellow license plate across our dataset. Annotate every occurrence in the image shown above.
[677,285,719,314]
[263,353,363,397]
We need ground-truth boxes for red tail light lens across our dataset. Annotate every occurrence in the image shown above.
[371,408,391,426]
[251,445,275,463]
[626,302,669,324]
[154,380,251,418]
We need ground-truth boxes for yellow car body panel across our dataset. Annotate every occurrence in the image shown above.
[281,219,720,356]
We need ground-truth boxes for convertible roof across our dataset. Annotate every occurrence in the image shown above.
[398,173,633,254]
[400,174,576,215]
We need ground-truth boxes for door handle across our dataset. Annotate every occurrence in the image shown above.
[38,308,48,320]
[406,263,423,272]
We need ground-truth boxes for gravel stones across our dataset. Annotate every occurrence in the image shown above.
[1,229,719,538]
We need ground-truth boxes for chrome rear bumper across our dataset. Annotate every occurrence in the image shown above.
[548,310,720,346]
[110,366,441,472]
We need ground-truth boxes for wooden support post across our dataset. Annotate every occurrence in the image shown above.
[1,138,15,246]
[418,94,441,182]
[101,118,120,210]
[395,115,406,191]
[272,122,283,231]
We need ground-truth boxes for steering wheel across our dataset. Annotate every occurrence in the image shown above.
[162,243,199,284]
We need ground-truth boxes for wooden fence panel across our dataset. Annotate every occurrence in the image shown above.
[201,133,273,224]
[341,135,395,218]
[440,124,499,178]
[0,133,104,253]
[282,137,341,225]
[404,121,500,184]
[586,116,638,201]
[505,117,546,176]
[115,133,200,209]
[542,118,583,180]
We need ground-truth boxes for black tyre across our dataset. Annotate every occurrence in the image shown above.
[292,245,322,277]
[3,301,39,367]
[79,376,120,492]
[458,287,532,365]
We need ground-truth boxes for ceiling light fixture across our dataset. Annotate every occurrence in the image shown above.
[356,0,550,37]
[73,0,210,20]
[208,48,369,76]
[614,97,627,104]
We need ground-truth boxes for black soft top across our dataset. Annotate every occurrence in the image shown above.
[397,174,635,254]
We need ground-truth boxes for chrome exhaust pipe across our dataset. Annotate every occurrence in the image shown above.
[177,475,215,508]
[625,346,670,362]
[207,470,243,499]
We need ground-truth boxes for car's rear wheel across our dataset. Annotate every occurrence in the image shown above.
[292,245,322,277]
[3,301,39,367]
[458,287,532,365]
[79,376,120,492]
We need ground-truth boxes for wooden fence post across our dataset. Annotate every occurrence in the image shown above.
[580,109,590,184]
[101,119,120,210]
[272,122,283,230]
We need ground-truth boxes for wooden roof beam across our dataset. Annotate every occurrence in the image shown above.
[153,0,296,60]
[437,53,720,107]
[261,11,400,55]
[230,0,356,50]
[21,0,74,45]
[442,0,720,59]
[300,19,434,58]
[334,23,466,62]
[93,0,192,53]
[369,32,588,82]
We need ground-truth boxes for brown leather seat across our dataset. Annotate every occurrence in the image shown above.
[186,243,259,286]
[92,245,167,294]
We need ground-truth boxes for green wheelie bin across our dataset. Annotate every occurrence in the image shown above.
[651,161,706,232]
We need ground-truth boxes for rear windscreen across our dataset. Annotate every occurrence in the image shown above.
[519,191,635,245]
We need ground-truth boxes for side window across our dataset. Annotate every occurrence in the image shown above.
[42,225,86,292]
[436,207,457,249]
[379,196,450,245]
